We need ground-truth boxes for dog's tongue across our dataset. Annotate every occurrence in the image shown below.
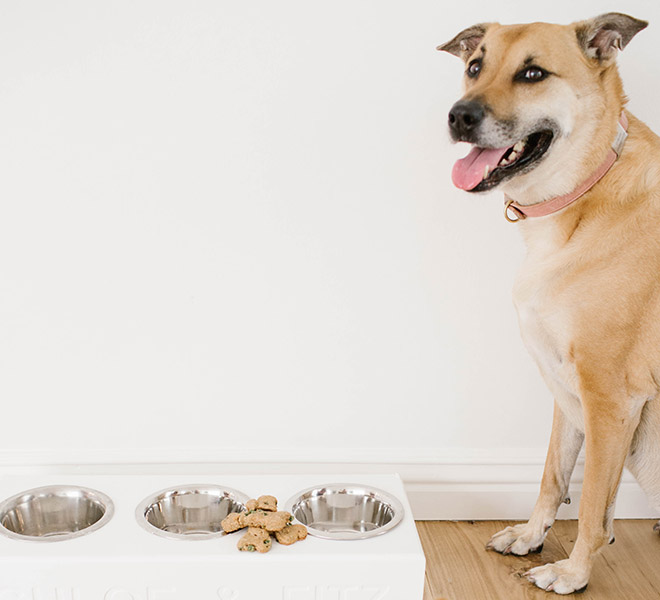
[452,145,511,190]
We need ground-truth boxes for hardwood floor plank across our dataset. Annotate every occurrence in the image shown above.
[423,574,434,600]
[417,520,567,600]
[416,520,660,600]
[551,520,660,599]
[606,519,660,597]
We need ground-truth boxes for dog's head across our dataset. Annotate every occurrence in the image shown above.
[438,13,647,198]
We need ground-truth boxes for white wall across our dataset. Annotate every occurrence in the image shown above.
[0,1,658,515]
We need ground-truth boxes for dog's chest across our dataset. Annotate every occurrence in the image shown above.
[515,299,575,386]
[513,256,582,402]
[514,279,585,429]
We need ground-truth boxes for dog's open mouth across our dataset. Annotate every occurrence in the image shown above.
[451,130,554,192]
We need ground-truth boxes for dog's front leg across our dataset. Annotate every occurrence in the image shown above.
[487,400,583,555]
[526,390,643,595]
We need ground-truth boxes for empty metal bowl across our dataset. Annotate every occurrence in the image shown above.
[136,484,250,540]
[0,485,114,542]
[285,483,404,540]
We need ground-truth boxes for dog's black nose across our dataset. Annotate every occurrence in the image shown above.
[448,100,485,140]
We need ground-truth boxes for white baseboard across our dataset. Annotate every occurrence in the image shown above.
[406,481,655,520]
[0,447,656,520]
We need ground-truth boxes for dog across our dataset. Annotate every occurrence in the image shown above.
[438,12,660,595]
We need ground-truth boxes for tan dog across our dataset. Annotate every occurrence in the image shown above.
[438,13,660,595]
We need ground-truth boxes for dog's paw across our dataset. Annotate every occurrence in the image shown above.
[486,523,546,555]
[525,559,589,595]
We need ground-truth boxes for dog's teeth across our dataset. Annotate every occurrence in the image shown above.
[483,165,491,179]
[500,141,527,167]
[501,150,517,166]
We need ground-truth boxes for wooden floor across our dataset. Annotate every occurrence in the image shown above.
[417,520,660,600]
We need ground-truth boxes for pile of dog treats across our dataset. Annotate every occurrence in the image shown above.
[221,494,307,553]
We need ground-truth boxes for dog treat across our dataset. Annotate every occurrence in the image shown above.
[241,510,292,532]
[224,494,306,553]
[244,495,278,513]
[237,527,272,553]
[256,495,278,511]
[221,512,244,534]
[274,523,308,546]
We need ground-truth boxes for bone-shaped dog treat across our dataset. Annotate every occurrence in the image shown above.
[245,495,278,512]
[274,523,308,546]
[221,494,306,552]
[237,527,272,553]
[240,510,292,532]
[220,512,244,534]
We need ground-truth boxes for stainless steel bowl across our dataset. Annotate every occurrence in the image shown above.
[285,483,404,540]
[0,485,114,542]
[136,484,250,540]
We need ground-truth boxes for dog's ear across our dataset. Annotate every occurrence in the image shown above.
[575,13,648,64]
[437,23,492,61]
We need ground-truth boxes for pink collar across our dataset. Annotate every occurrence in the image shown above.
[503,112,629,222]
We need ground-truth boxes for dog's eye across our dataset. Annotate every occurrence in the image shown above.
[525,67,545,81]
[515,66,548,83]
[466,59,482,78]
